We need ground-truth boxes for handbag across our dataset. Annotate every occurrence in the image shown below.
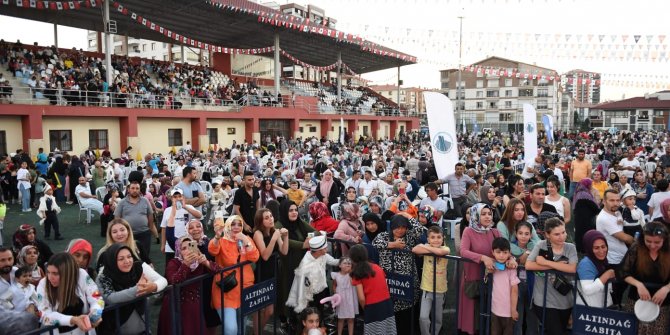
[217,254,240,293]
[544,240,573,296]
[217,270,238,293]
[464,280,481,299]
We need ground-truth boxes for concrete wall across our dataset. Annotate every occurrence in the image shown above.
[0,116,23,155]
[42,117,120,155]
[298,120,321,139]
[206,119,246,148]
[137,118,192,155]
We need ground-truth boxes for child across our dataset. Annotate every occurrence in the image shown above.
[514,221,537,335]
[412,226,451,335]
[33,174,47,209]
[101,188,120,237]
[36,184,62,240]
[330,257,358,335]
[299,307,326,335]
[207,183,228,225]
[619,189,645,238]
[287,235,339,315]
[13,266,38,315]
[286,180,306,207]
[491,237,520,335]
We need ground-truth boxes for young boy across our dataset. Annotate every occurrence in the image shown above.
[491,237,520,335]
[287,235,339,316]
[36,184,62,240]
[412,226,451,335]
[13,266,38,315]
[286,180,306,207]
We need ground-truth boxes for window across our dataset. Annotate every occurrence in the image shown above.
[299,127,304,133]
[476,102,484,109]
[0,131,6,156]
[488,101,498,109]
[88,129,108,149]
[49,130,72,151]
[486,90,499,98]
[537,88,548,97]
[476,80,484,88]
[309,126,317,133]
[163,55,168,61]
[441,82,449,89]
[162,42,167,48]
[505,90,513,97]
[88,40,95,48]
[519,89,533,97]
[362,126,368,136]
[476,91,483,98]
[142,44,146,52]
[168,129,183,146]
[207,128,218,145]
[499,113,512,121]
[537,100,548,109]
[487,79,499,88]
[227,128,236,135]
[505,79,513,87]
[151,43,156,51]
[505,101,512,109]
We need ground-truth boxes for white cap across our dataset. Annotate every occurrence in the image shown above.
[170,188,183,196]
[309,235,327,251]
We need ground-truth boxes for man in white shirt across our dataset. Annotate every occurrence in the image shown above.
[419,182,447,218]
[0,248,26,312]
[648,179,670,220]
[618,149,640,181]
[345,170,362,192]
[160,188,203,261]
[358,170,378,197]
[75,176,103,215]
[596,189,634,307]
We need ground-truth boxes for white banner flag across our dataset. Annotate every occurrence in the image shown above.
[339,117,344,145]
[424,92,459,179]
[523,104,538,167]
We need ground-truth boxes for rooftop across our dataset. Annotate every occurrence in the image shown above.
[0,0,416,73]
[595,92,670,110]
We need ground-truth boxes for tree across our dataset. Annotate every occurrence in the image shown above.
[573,112,581,129]
[580,117,591,132]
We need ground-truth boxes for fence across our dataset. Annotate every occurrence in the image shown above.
[17,240,645,335]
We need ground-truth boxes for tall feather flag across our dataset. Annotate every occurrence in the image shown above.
[424,92,459,179]
[523,104,538,167]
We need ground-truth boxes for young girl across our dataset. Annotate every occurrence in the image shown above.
[514,221,537,335]
[330,257,358,335]
[37,184,62,240]
[299,307,326,335]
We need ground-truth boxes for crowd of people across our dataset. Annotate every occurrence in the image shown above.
[0,39,291,109]
[0,127,669,335]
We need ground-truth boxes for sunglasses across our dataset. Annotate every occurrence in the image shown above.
[644,226,667,236]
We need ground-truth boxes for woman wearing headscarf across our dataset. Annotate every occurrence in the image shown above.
[372,214,425,334]
[164,217,221,332]
[656,198,670,231]
[12,224,53,270]
[275,200,315,329]
[66,239,97,281]
[572,178,601,253]
[17,245,44,286]
[96,243,167,334]
[315,170,342,215]
[480,184,504,223]
[209,215,260,335]
[458,203,504,335]
[48,156,68,203]
[308,201,339,234]
[362,212,385,263]
[334,202,365,255]
[577,230,615,307]
[157,236,220,335]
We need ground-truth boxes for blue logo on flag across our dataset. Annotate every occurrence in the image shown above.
[526,123,535,133]
[433,132,454,154]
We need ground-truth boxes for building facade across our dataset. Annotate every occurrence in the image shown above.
[440,56,562,132]
[561,69,601,128]
[592,91,670,131]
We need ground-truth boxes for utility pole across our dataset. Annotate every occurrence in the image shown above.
[457,14,464,131]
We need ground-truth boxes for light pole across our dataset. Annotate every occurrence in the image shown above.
[457,14,464,132]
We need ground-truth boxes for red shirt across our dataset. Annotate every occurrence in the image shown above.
[351,263,391,305]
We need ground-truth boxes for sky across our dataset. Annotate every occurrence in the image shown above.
[1,0,669,100]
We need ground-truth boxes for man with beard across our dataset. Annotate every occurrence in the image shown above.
[0,247,27,312]
[114,180,156,254]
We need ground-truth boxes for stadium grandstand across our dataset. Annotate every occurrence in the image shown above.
[0,0,419,157]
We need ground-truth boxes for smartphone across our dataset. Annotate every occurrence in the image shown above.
[187,240,199,255]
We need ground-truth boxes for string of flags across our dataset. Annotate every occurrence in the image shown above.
[1,0,99,10]
[280,50,339,71]
[110,1,275,55]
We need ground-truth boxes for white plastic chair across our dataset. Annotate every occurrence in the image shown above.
[95,187,107,202]
[76,197,92,225]
[330,203,341,221]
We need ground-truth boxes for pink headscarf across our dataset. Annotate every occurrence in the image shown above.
[319,170,334,199]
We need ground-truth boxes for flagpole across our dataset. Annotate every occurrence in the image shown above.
[457,14,464,128]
